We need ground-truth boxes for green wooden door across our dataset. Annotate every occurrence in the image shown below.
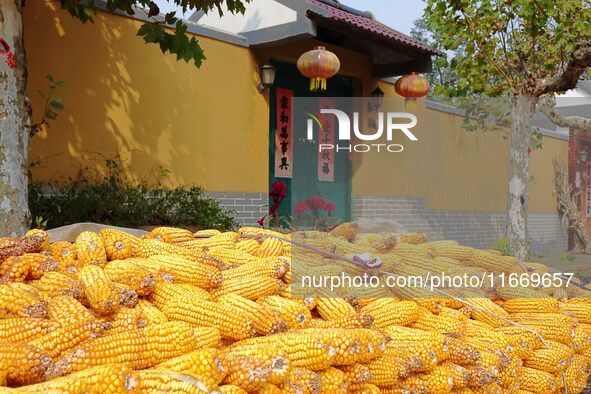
[269,62,353,228]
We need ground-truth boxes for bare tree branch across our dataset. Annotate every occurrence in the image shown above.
[539,96,591,132]
[535,41,591,95]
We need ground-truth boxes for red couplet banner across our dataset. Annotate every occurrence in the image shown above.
[274,88,294,178]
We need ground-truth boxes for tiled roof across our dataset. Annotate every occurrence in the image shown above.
[307,0,440,56]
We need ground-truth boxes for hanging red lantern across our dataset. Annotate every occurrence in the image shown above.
[395,72,430,99]
[297,46,340,91]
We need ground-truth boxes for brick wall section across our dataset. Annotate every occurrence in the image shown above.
[353,195,567,255]
[206,192,268,226]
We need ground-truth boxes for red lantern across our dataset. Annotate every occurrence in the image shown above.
[297,46,340,91]
[395,72,430,98]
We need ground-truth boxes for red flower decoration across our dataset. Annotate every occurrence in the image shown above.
[270,181,287,200]
[257,217,265,227]
[322,201,336,212]
[306,195,325,211]
[294,200,310,215]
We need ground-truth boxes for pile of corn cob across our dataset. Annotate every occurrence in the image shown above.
[0,223,590,393]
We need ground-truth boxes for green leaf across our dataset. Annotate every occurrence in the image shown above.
[49,101,65,111]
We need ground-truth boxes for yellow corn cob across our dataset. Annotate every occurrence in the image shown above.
[365,354,411,386]
[420,364,457,394]
[553,287,569,301]
[78,264,121,315]
[278,367,321,394]
[573,323,591,352]
[238,227,284,238]
[315,296,357,321]
[399,232,427,244]
[235,239,260,255]
[258,383,282,394]
[349,383,381,393]
[360,298,420,328]
[507,316,575,345]
[0,318,58,344]
[29,319,111,360]
[517,367,557,392]
[218,293,287,335]
[197,232,240,250]
[329,222,358,241]
[256,237,286,257]
[103,259,155,296]
[0,255,30,283]
[383,325,448,358]
[469,249,522,274]
[75,231,108,267]
[473,350,503,377]
[146,226,195,244]
[160,297,255,340]
[462,294,510,328]
[136,370,211,393]
[500,297,559,314]
[107,307,147,333]
[221,256,289,281]
[151,348,226,390]
[0,343,52,385]
[257,295,312,329]
[32,271,84,299]
[210,276,280,301]
[221,345,290,386]
[25,229,50,251]
[135,239,214,265]
[318,367,349,393]
[47,295,95,325]
[409,309,466,335]
[13,363,141,393]
[50,240,78,266]
[432,245,474,261]
[276,286,318,310]
[111,277,135,307]
[222,352,289,391]
[50,321,199,375]
[385,340,443,372]
[206,246,257,267]
[523,342,573,373]
[464,326,516,355]
[217,384,248,394]
[149,281,212,309]
[446,337,481,366]
[559,301,591,323]
[141,254,223,288]
[135,299,168,325]
[307,312,374,329]
[465,365,496,388]
[21,253,59,280]
[194,229,222,237]
[0,283,47,318]
[338,363,371,386]
[99,228,139,261]
[564,354,589,393]
[227,330,340,371]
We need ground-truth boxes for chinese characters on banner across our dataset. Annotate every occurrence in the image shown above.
[274,88,294,178]
[318,97,335,182]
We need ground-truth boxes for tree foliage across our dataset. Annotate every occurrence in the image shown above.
[425,0,591,97]
[58,0,250,67]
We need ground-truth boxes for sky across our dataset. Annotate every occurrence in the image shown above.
[154,0,425,35]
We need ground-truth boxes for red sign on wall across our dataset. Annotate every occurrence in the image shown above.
[318,97,335,182]
[274,88,293,178]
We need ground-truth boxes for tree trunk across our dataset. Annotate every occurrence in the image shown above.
[0,0,31,236]
[507,96,535,260]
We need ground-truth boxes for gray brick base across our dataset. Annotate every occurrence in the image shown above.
[206,191,267,226]
[353,196,567,255]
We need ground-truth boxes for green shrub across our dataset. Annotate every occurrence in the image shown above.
[28,164,237,231]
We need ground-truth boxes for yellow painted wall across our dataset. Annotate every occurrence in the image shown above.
[25,1,269,192]
[24,2,566,214]
[351,85,567,213]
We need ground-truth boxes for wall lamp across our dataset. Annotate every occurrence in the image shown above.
[578,149,588,165]
[368,86,384,111]
[258,63,276,93]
